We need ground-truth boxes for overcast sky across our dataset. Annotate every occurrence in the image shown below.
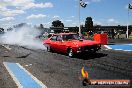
[0,0,132,29]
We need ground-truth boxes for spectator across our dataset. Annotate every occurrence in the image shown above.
[117,32,120,39]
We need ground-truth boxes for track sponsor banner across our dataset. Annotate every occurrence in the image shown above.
[86,79,130,86]
[81,67,131,86]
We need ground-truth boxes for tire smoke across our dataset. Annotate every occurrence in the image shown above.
[1,26,46,50]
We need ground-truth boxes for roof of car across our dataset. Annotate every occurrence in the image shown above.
[53,32,77,35]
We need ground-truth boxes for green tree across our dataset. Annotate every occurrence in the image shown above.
[0,28,4,33]
[52,20,64,27]
[40,24,44,29]
[85,17,93,31]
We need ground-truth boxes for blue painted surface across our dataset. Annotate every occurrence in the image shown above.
[108,44,132,51]
[7,63,41,88]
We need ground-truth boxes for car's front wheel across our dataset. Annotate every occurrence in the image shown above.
[68,48,74,57]
[46,45,51,52]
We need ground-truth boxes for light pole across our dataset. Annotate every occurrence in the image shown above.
[78,0,81,36]
[127,4,129,39]
[78,0,87,36]
[127,0,131,38]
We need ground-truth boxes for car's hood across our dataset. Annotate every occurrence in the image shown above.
[68,40,100,47]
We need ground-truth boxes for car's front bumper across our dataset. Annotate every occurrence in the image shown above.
[76,44,101,53]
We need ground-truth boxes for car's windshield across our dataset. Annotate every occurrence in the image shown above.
[63,34,81,41]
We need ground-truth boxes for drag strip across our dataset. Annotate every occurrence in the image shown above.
[0,44,132,88]
[3,62,47,88]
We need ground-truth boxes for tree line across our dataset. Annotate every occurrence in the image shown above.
[51,17,93,32]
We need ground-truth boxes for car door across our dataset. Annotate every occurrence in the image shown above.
[49,35,58,51]
[56,35,66,53]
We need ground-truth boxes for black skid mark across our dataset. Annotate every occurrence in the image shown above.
[16,53,31,58]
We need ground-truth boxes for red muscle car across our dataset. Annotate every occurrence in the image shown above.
[43,33,101,57]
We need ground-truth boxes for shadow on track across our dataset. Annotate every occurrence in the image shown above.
[16,53,31,58]
[74,52,108,60]
[45,49,108,60]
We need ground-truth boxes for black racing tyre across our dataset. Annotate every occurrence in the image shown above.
[46,45,51,52]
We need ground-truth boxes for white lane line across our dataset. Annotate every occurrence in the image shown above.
[17,63,47,88]
[123,44,132,45]
[3,62,22,88]
[3,62,47,88]
[104,45,112,49]
[114,49,132,52]
[123,50,132,51]
[114,49,123,50]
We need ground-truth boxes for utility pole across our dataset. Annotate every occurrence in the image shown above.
[78,0,81,36]
[127,0,131,38]
[127,3,129,38]
[78,0,87,36]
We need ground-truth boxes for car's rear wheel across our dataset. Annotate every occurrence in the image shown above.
[68,48,74,57]
[46,45,51,52]
[92,49,97,53]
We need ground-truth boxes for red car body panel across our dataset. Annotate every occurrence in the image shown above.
[43,33,101,54]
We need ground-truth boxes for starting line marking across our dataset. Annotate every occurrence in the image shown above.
[104,44,132,51]
[3,62,47,88]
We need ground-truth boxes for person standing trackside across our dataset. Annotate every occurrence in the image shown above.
[117,32,120,39]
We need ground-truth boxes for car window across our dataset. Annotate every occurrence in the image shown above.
[63,34,81,41]
[48,34,52,38]
[50,35,57,41]
[57,35,62,41]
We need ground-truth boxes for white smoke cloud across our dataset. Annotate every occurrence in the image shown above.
[27,14,47,20]
[1,26,46,50]
[0,17,15,21]
[0,0,53,16]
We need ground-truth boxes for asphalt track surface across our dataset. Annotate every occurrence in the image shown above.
[0,39,132,88]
